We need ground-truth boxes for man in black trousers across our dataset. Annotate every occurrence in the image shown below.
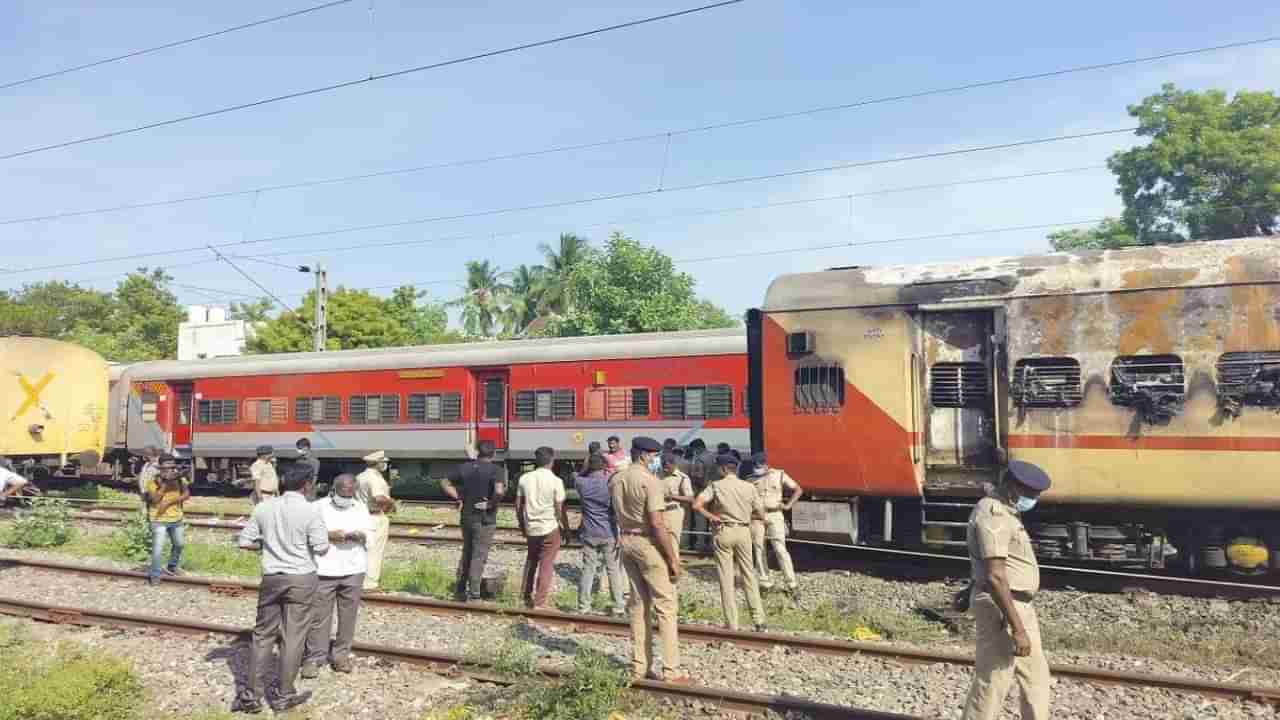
[442,440,506,601]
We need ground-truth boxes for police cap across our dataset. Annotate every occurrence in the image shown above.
[631,436,662,453]
[715,453,739,467]
[1006,460,1051,492]
[751,451,767,466]
[255,445,274,456]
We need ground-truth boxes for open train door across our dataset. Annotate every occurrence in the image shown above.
[918,308,1008,546]
[171,384,194,457]
[473,370,509,452]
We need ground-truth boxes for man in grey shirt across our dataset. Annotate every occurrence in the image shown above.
[234,464,329,714]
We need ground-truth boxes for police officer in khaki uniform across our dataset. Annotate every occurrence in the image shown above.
[693,454,767,632]
[249,445,278,505]
[962,460,1051,720]
[747,452,802,594]
[610,436,687,682]
[659,451,694,554]
[356,450,394,592]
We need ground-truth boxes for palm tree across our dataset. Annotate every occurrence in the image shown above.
[536,233,590,316]
[501,264,546,337]
[451,260,508,337]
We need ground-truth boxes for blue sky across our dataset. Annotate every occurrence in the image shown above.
[2,1,1278,322]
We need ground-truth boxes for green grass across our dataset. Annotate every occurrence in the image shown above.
[522,647,629,720]
[460,629,539,678]
[49,483,136,503]
[678,591,942,642]
[0,621,146,720]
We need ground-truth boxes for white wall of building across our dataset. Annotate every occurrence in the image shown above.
[178,306,252,361]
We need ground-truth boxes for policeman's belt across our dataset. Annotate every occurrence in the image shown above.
[717,521,748,527]
[663,503,681,511]
[764,506,783,513]
[1011,590,1035,603]
[620,529,649,536]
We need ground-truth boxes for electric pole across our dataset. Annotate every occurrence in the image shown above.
[313,262,328,352]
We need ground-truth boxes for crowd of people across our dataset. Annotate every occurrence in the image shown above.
[4,429,1050,718]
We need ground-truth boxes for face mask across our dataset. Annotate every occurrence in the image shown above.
[332,495,354,509]
[646,456,662,474]
[1014,496,1038,513]
[297,448,309,456]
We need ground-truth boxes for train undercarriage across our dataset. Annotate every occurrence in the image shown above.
[790,495,1280,578]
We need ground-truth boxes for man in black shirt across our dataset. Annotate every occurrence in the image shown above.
[442,440,505,601]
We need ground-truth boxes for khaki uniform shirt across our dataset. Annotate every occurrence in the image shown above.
[610,465,665,534]
[661,469,693,509]
[250,459,278,495]
[356,467,391,510]
[755,468,797,512]
[696,473,764,526]
[968,493,1040,594]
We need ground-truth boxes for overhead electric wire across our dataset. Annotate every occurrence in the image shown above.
[206,246,297,312]
[2,33,1273,227]
[1,0,356,92]
[0,0,746,161]
[2,127,1134,276]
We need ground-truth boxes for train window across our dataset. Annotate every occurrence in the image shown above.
[1109,355,1185,424]
[1216,352,1280,418]
[794,365,845,411]
[245,398,287,425]
[1011,358,1082,408]
[514,389,575,421]
[176,391,192,425]
[141,392,159,423]
[408,393,462,422]
[631,388,650,418]
[660,385,733,419]
[295,396,341,423]
[929,362,989,409]
[349,394,400,424]
[197,399,238,425]
[483,379,505,420]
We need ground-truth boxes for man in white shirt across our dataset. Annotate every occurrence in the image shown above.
[303,474,373,678]
[516,446,568,609]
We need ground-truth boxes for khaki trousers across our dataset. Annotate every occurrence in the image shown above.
[662,507,685,554]
[363,514,390,590]
[961,593,1050,720]
[619,534,679,677]
[751,512,797,588]
[713,525,764,629]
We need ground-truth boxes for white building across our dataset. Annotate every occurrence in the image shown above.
[177,306,252,361]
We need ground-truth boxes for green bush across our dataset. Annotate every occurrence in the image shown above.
[0,624,145,720]
[381,559,456,598]
[461,630,538,678]
[105,512,153,563]
[522,648,628,720]
[4,497,75,548]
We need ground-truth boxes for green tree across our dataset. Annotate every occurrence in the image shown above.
[536,232,590,316]
[451,260,508,338]
[249,288,415,353]
[1053,85,1280,250]
[1047,217,1136,251]
[388,285,467,345]
[0,268,183,361]
[228,298,273,323]
[543,231,737,337]
[501,264,547,337]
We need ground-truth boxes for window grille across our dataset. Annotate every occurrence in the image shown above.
[929,362,989,409]
[407,393,463,422]
[197,399,238,425]
[794,365,846,411]
[514,390,575,421]
[1109,355,1185,424]
[295,396,341,423]
[1011,358,1082,408]
[349,394,400,424]
[141,392,159,423]
[660,385,734,419]
[1216,352,1280,417]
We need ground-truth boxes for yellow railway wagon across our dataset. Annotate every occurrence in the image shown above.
[1,336,109,473]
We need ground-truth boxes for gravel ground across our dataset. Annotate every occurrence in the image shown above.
[0,617,474,718]
[0,547,1276,720]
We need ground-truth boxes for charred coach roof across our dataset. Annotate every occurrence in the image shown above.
[762,236,1280,312]
[124,327,745,381]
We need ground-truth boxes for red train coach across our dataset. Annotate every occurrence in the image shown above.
[108,328,747,484]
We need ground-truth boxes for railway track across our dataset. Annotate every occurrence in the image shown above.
[4,555,1279,707]
[0,588,904,720]
[21,503,1280,599]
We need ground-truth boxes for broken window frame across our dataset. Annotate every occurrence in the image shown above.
[1216,351,1280,418]
[1011,357,1083,409]
[1108,354,1186,425]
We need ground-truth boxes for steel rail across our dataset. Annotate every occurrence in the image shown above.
[4,556,1278,705]
[0,592,909,720]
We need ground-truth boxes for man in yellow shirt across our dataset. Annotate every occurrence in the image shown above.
[143,455,190,586]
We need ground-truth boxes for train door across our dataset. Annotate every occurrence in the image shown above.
[474,371,509,451]
[171,384,194,454]
[921,310,1003,471]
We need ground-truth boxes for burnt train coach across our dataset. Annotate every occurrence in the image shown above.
[107,328,748,484]
[749,236,1280,575]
